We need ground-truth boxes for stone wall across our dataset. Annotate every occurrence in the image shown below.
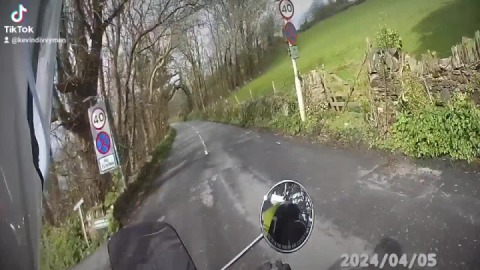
[366,46,403,128]
[408,32,480,104]
[366,30,480,128]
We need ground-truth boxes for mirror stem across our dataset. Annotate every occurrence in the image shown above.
[220,234,263,270]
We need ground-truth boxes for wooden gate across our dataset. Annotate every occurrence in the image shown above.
[303,69,360,112]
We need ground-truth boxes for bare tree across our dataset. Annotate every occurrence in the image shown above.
[173,0,280,111]
[53,0,200,205]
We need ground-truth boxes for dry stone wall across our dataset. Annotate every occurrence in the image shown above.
[366,31,480,128]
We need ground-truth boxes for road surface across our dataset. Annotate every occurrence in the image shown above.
[74,121,480,270]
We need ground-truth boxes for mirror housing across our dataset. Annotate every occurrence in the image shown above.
[260,180,314,253]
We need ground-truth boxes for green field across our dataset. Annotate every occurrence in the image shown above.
[233,0,480,101]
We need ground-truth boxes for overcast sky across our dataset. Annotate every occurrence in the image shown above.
[290,0,314,27]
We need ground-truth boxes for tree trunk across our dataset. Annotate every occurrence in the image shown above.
[42,194,56,226]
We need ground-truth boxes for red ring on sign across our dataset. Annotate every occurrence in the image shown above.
[91,108,106,130]
[279,0,295,20]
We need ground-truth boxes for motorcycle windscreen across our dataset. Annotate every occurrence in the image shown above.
[108,222,197,270]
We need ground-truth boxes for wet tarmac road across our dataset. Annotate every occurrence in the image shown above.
[74,121,480,270]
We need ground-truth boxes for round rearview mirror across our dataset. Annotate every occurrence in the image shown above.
[260,180,314,253]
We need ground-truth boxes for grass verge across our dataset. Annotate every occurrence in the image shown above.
[234,0,480,101]
[40,216,102,270]
[40,128,177,270]
[191,94,373,148]
[194,91,480,162]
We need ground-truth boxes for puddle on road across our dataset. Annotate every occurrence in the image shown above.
[357,161,443,199]
[190,180,214,208]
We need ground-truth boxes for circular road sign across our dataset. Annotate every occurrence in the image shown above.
[284,22,298,45]
[91,108,106,130]
[96,132,111,155]
[279,0,294,20]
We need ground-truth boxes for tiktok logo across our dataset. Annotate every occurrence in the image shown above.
[11,4,27,23]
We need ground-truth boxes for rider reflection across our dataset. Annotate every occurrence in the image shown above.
[268,202,307,247]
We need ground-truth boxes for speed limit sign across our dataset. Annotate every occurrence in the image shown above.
[91,108,106,130]
[88,101,119,174]
[279,0,294,20]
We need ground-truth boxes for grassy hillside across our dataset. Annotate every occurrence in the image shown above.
[233,0,480,101]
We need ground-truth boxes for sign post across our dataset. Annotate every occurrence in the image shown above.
[289,46,300,59]
[73,198,89,247]
[88,101,119,174]
[279,0,305,122]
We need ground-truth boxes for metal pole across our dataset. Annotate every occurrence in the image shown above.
[77,208,89,247]
[111,135,127,190]
[284,20,306,122]
[102,97,127,190]
[220,234,263,270]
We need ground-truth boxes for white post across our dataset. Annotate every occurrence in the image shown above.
[285,20,306,122]
[291,50,306,122]
[74,199,89,247]
[78,208,89,247]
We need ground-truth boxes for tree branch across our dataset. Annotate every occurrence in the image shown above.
[148,44,174,101]
[102,0,129,28]
[56,77,82,94]
[124,1,200,90]
[75,0,93,35]
[169,86,180,101]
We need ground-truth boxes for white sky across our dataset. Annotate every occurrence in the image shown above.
[290,0,314,27]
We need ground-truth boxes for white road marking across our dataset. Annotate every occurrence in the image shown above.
[0,166,12,203]
[187,124,209,155]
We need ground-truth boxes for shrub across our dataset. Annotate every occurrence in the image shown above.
[41,180,123,270]
[321,112,372,143]
[270,112,303,134]
[375,23,402,49]
[398,73,433,113]
[389,94,480,161]
[40,217,100,270]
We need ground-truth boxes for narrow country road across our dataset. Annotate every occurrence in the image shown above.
[74,121,480,270]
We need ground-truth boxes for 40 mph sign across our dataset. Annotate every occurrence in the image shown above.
[279,0,294,20]
[91,107,106,130]
[88,101,119,174]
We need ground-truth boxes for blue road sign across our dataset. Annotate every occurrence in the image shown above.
[89,101,119,174]
[284,22,297,46]
[96,132,111,155]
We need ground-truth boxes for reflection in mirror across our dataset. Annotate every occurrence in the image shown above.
[261,180,314,253]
